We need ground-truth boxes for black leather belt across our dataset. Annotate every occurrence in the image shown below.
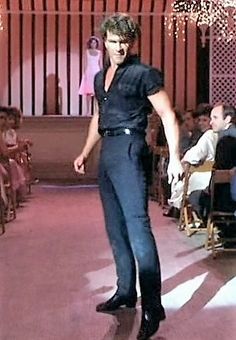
[99,128,145,137]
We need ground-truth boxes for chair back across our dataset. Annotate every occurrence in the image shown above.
[179,160,214,235]
[209,168,236,214]
[206,168,236,257]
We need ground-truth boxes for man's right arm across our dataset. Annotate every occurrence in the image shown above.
[74,110,101,174]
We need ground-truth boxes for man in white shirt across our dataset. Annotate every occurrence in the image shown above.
[164,103,236,218]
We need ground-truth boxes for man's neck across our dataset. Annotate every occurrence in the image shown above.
[109,61,119,71]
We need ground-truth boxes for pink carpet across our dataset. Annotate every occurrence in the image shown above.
[1,184,236,340]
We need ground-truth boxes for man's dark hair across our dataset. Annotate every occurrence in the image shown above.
[100,13,140,44]
[195,103,213,118]
[222,104,236,122]
[0,106,9,114]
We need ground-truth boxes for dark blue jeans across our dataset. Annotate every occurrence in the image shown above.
[98,134,162,308]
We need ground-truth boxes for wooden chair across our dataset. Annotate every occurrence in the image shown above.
[0,197,5,234]
[148,115,169,204]
[152,145,169,207]
[19,145,33,194]
[206,169,236,258]
[179,160,214,236]
[1,159,17,222]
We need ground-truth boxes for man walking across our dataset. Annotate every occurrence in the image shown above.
[74,13,183,340]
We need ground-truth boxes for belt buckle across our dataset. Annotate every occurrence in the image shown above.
[124,128,131,135]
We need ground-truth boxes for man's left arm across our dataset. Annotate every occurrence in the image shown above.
[148,89,183,184]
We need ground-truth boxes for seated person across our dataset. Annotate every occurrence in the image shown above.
[176,109,192,156]
[164,104,215,218]
[0,106,28,201]
[4,107,33,186]
[180,109,202,154]
[196,103,212,133]
[190,136,236,246]
[189,104,236,217]
[164,103,236,218]
[158,108,202,207]
[3,108,18,146]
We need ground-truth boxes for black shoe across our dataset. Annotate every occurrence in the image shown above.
[163,207,180,219]
[96,292,137,313]
[137,306,166,340]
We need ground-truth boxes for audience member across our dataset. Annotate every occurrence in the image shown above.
[195,103,212,133]
[188,104,236,226]
[164,131,217,218]
[192,136,236,247]
[0,106,28,202]
[181,109,202,152]
[5,107,33,186]
[163,103,235,218]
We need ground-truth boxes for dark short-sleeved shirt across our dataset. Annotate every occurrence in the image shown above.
[94,55,164,132]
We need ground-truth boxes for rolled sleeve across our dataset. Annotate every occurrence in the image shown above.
[143,68,164,96]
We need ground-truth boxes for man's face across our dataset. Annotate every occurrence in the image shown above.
[210,105,230,132]
[104,31,131,66]
[183,111,195,132]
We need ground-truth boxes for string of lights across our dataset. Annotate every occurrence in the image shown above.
[166,0,236,46]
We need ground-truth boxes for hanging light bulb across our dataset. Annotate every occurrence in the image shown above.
[173,0,201,13]
[222,0,236,9]
[168,0,236,45]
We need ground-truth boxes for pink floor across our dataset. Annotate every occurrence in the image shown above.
[1,184,236,340]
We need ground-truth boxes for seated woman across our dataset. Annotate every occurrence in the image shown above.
[13,107,33,186]
[0,106,28,202]
[0,111,9,205]
[4,107,33,191]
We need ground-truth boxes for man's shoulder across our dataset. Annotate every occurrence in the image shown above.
[94,69,103,81]
[203,129,215,137]
[129,62,161,74]
[196,129,217,145]
[219,124,236,139]
[227,125,236,137]
[95,69,104,76]
[127,63,164,90]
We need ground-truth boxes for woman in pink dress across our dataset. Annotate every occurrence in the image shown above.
[78,36,103,116]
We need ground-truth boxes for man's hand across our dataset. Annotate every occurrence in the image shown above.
[74,154,87,175]
[167,157,184,185]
